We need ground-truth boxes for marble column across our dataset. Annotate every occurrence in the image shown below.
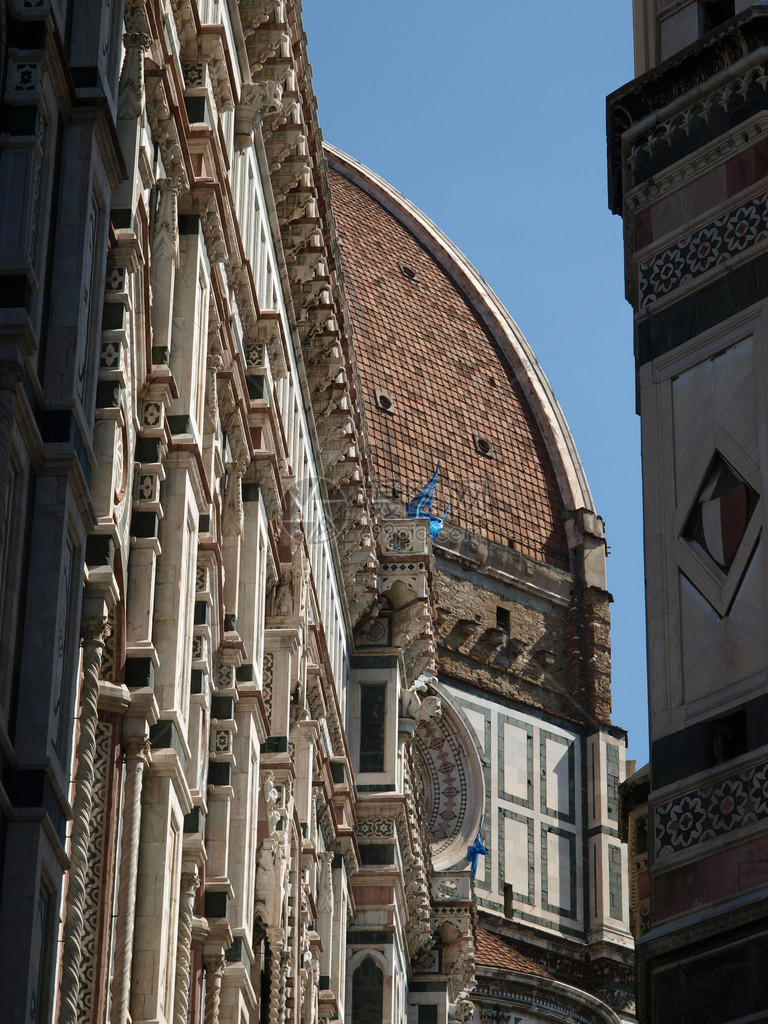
[57,614,111,1024]
[203,952,226,1024]
[150,178,180,356]
[110,735,151,1024]
[266,928,285,1024]
[174,870,201,1024]
[316,851,334,982]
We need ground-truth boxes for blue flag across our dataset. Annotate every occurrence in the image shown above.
[406,460,440,519]
[406,462,451,537]
[466,829,489,878]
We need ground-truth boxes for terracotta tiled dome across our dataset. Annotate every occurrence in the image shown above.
[326,150,585,570]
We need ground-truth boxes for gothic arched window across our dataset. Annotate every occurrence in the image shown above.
[351,956,383,1024]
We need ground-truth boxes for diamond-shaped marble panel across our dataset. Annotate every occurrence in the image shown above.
[677,449,762,616]
[682,454,758,572]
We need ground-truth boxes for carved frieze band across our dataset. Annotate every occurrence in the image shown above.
[628,60,768,177]
[655,758,768,859]
[639,191,768,310]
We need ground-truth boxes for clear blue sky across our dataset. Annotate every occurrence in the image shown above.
[302,1,648,766]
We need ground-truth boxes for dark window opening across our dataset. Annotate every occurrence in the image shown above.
[496,606,510,635]
[634,816,648,856]
[259,936,272,1024]
[700,0,735,34]
[359,683,386,773]
[352,957,384,1024]
[712,709,748,764]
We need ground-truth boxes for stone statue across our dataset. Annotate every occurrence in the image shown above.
[416,695,442,724]
[448,998,475,1023]
[255,842,276,892]
[400,679,427,719]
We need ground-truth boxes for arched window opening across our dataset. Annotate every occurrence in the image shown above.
[351,956,383,1024]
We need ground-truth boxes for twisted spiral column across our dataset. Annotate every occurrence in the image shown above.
[57,615,110,1024]
[173,870,201,1024]
[203,953,226,1024]
[266,928,284,1024]
[110,735,151,1024]
[278,948,290,1024]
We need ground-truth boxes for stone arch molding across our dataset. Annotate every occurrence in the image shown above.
[413,689,485,871]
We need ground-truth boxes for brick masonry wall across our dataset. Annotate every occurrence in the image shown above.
[435,563,612,729]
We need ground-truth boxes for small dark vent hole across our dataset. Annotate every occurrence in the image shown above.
[374,388,396,414]
[398,261,418,281]
[474,434,493,457]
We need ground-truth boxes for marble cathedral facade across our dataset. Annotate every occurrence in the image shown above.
[0,1,632,1023]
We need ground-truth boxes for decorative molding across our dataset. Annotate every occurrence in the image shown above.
[75,719,111,1020]
[628,61,768,181]
[639,190,768,310]
[355,817,395,840]
[81,616,112,647]
[655,757,768,859]
[57,636,106,1024]
[607,8,768,211]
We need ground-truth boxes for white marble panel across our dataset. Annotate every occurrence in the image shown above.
[713,337,757,461]
[463,707,488,754]
[680,572,726,705]
[503,814,531,901]
[672,357,716,508]
[546,829,573,915]
[545,737,571,816]
[502,719,530,804]
[725,537,768,684]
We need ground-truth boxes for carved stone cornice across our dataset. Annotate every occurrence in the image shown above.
[235,80,283,145]
[607,8,768,211]
[245,25,289,74]
[238,0,284,32]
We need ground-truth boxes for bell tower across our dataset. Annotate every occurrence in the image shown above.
[609,4,768,1022]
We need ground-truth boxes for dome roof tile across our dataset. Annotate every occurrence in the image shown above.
[327,162,570,568]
